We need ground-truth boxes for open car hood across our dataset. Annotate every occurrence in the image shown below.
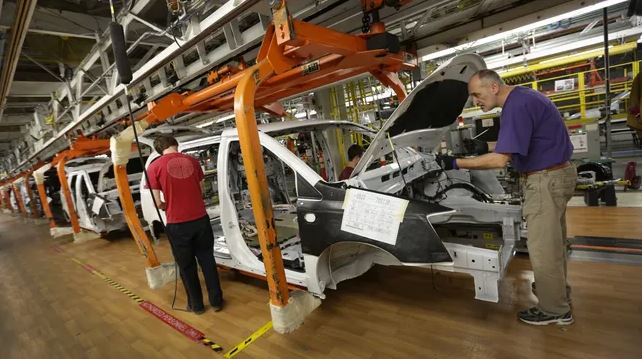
[351,54,486,178]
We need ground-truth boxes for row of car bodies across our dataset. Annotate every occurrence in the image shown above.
[49,54,521,302]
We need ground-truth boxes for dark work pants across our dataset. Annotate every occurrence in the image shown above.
[165,215,223,310]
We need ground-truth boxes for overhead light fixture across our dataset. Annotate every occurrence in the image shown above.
[488,26,641,69]
[196,114,236,128]
[580,18,601,35]
[420,0,627,62]
[215,114,235,123]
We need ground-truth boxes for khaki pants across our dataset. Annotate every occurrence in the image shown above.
[523,165,577,315]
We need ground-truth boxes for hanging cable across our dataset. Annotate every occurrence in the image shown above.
[387,132,408,190]
[110,0,187,312]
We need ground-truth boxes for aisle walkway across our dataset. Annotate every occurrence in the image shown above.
[1,213,641,359]
[0,215,214,358]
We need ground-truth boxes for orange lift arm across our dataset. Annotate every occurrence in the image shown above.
[23,171,40,219]
[137,10,413,124]
[32,163,57,229]
[12,178,28,216]
[113,0,415,305]
[2,183,15,212]
[114,161,160,268]
[109,124,161,268]
[54,137,111,234]
[37,181,55,228]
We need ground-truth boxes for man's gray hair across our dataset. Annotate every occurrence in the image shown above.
[473,69,505,86]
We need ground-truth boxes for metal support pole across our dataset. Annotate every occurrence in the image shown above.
[603,8,612,158]
[578,72,586,119]
[57,159,81,233]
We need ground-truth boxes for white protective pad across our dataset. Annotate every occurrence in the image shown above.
[110,120,150,166]
[145,262,177,289]
[269,290,321,334]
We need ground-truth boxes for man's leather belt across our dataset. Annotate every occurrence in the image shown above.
[523,161,571,177]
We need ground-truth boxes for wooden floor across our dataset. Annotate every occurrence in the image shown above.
[566,207,642,240]
[1,213,641,359]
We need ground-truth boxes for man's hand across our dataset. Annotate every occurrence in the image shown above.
[435,154,458,170]
[152,189,166,211]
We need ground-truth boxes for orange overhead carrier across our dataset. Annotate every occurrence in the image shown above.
[11,173,28,216]
[23,163,46,219]
[0,180,14,212]
[112,0,415,307]
[52,137,111,235]
[32,164,57,229]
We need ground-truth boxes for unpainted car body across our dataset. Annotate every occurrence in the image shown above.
[140,54,521,302]
[62,156,145,234]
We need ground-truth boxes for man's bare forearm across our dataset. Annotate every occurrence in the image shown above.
[152,189,166,210]
[456,152,511,170]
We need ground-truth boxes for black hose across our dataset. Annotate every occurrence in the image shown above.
[124,90,189,312]
[428,182,492,203]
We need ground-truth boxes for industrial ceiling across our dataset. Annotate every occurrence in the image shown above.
[0,0,637,175]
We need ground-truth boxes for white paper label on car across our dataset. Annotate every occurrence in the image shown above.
[91,196,105,215]
[340,188,409,246]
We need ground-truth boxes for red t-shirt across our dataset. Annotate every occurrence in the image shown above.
[339,166,354,180]
[146,152,207,224]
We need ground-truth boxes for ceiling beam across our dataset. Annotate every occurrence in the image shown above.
[8,81,104,98]
[0,2,164,44]
[1,1,110,37]
[0,0,37,123]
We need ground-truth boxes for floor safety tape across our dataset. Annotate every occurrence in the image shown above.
[52,246,223,353]
[224,321,273,358]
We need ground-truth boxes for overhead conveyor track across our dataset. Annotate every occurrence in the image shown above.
[10,0,325,171]
[104,0,415,333]
[0,0,37,124]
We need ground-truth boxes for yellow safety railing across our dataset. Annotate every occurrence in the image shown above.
[463,59,640,122]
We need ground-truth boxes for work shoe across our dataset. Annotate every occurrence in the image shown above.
[518,307,574,326]
[187,305,206,315]
[212,301,224,312]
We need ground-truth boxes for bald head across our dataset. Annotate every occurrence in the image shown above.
[468,69,508,112]
[473,69,505,86]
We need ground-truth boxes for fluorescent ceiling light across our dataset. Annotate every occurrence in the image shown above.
[420,0,627,61]
[196,114,235,128]
[215,114,235,123]
[489,26,642,69]
[196,120,214,128]
[580,18,601,35]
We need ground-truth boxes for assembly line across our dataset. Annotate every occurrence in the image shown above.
[1,0,642,358]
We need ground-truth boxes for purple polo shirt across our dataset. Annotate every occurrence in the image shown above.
[494,86,573,172]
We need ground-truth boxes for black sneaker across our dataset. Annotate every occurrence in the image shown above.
[518,307,574,326]
[211,301,224,312]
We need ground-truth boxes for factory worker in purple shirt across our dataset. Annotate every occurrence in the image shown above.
[437,69,577,326]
